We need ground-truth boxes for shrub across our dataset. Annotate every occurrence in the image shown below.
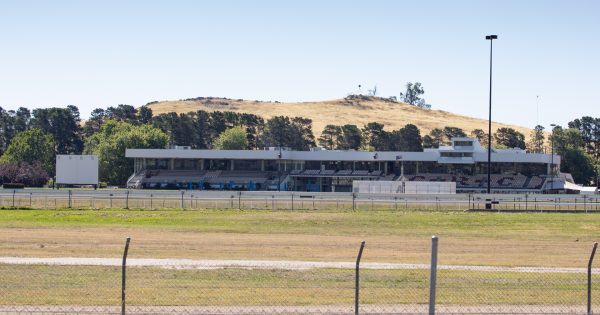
[0,162,49,187]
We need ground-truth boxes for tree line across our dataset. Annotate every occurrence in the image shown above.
[0,103,597,186]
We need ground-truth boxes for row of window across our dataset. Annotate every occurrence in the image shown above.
[138,158,549,176]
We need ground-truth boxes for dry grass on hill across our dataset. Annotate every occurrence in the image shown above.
[146,96,536,140]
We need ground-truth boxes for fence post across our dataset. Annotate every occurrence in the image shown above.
[291,193,294,211]
[121,237,131,315]
[29,193,32,207]
[181,191,185,209]
[355,240,366,315]
[68,190,72,208]
[352,193,356,211]
[125,191,130,209]
[588,242,598,315]
[238,192,242,210]
[429,235,439,315]
[12,189,15,207]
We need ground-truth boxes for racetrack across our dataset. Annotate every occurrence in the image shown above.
[1,256,598,274]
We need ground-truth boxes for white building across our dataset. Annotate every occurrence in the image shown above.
[125,138,561,193]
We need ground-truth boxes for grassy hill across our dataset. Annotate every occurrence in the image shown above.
[146,96,536,140]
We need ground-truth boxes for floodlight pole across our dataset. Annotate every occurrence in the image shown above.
[550,124,556,191]
[485,35,498,194]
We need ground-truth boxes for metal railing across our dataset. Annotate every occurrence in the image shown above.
[0,189,599,212]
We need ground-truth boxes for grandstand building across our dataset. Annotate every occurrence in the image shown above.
[125,138,562,193]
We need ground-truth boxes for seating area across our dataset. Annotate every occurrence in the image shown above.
[135,169,281,190]
[206,171,271,186]
[289,169,384,177]
[406,173,546,190]
[131,168,547,191]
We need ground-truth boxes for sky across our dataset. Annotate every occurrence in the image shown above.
[0,0,598,131]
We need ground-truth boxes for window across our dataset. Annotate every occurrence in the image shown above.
[454,141,473,147]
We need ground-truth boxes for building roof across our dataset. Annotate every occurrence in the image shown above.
[126,138,559,165]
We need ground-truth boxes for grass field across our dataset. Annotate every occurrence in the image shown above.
[1,208,598,267]
[2,207,600,310]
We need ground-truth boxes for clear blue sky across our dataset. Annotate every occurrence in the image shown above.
[1,0,598,131]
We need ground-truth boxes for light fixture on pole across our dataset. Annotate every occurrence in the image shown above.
[485,34,498,194]
[550,124,556,191]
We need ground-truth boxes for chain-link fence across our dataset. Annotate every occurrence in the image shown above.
[1,189,600,212]
[1,238,599,314]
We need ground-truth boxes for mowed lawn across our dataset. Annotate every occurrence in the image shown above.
[1,208,599,267]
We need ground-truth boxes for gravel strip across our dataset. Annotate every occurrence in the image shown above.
[0,256,597,274]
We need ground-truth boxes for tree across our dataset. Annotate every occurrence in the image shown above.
[399,82,427,107]
[191,110,212,149]
[0,128,55,174]
[362,122,388,151]
[13,107,31,133]
[425,128,444,148]
[318,125,342,149]
[0,107,16,153]
[105,104,138,123]
[338,124,362,150]
[568,116,600,159]
[394,124,423,151]
[290,117,316,150]
[213,126,249,150]
[263,116,292,148]
[442,126,466,144]
[527,125,545,153]
[368,85,378,97]
[262,116,315,150]
[137,106,153,124]
[83,108,107,137]
[494,128,526,149]
[549,126,596,185]
[84,120,169,184]
[30,107,83,154]
[239,113,264,149]
[470,129,488,147]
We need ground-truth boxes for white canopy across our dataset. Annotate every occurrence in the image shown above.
[564,181,598,194]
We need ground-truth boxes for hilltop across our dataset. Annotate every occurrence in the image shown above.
[146,96,535,140]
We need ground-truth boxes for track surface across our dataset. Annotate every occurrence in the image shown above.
[1,256,598,274]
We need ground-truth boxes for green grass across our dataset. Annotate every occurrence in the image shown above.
[1,264,597,306]
[1,208,600,240]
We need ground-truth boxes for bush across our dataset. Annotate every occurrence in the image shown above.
[0,162,49,187]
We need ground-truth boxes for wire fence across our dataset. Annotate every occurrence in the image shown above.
[1,238,599,314]
[0,189,599,212]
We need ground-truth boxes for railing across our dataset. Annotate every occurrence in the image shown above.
[0,189,598,212]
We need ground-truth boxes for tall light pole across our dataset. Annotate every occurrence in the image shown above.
[485,35,498,194]
[550,124,556,191]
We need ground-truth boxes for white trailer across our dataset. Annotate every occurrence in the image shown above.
[56,155,99,187]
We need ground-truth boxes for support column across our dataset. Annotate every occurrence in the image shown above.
[231,160,235,171]
[261,160,265,171]
[170,159,174,170]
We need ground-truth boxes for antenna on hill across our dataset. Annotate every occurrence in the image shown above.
[358,84,362,95]
[536,95,540,126]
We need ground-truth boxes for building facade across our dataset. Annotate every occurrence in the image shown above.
[125,138,561,193]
